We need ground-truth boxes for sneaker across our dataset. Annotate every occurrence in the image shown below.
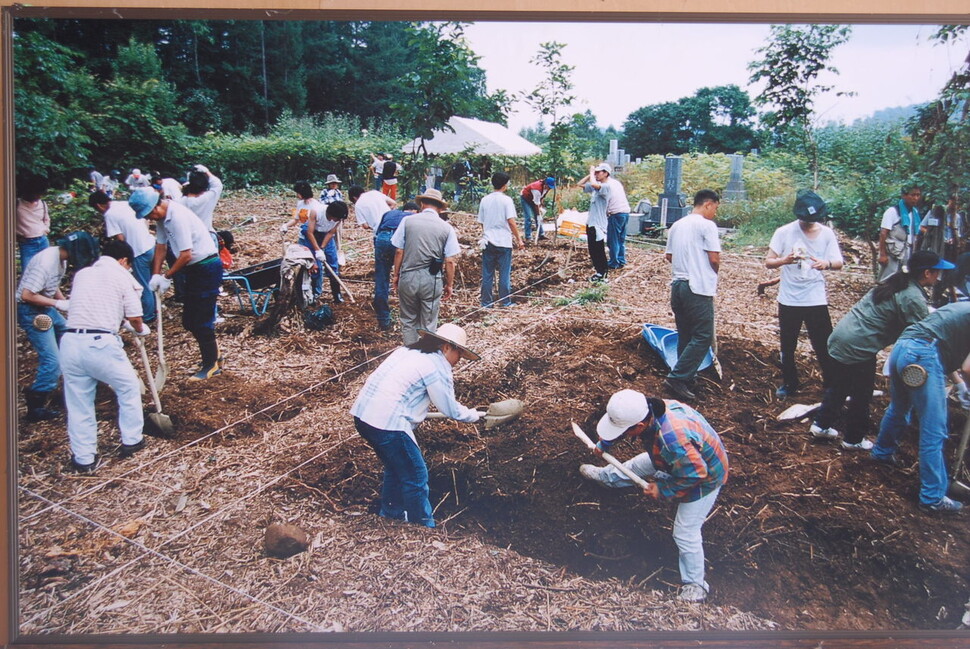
[334,294,345,304]
[70,455,100,474]
[213,316,226,325]
[119,439,146,458]
[663,378,697,401]
[678,582,708,603]
[775,384,798,399]
[537,234,548,241]
[589,273,608,284]
[578,464,602,482]
[840,438,874,451]
[189,363,222,381]
[871,452,906,468]
[919,496,963,514]
[378,322,392,332]
[810,423,839,440]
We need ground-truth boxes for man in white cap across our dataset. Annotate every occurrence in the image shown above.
[578,389,729,602]
[124,168,151,190]
[351,323,482,527]
[391,188,460,345]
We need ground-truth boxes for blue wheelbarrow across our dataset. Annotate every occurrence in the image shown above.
[224,258,281,316]
[641,323,714,373]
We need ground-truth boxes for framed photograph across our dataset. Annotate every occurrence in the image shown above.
[4,2,970,648]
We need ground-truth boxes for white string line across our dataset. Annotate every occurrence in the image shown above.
[19,432,357,630]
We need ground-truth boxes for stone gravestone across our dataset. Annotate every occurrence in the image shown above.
[646,156,691,231]
[722,154,749,201]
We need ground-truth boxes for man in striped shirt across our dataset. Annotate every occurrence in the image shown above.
[579,389,729,603]
[351,324,482,528]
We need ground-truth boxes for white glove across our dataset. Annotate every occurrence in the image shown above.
[958,382,970,410]
[468,409,485,423]
[134,322,151,336]
[54,299,70,312]
[148,274,172,294]
[279,224,289,233]
[314,249,326,262]
[194,164,210,173]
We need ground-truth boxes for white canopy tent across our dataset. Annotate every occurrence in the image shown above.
[402,116,542,157]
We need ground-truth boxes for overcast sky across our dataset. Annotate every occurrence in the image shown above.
[462,22,970,133]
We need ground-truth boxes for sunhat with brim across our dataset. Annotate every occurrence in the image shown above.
[325,174,342,185]
[596,389,650,441]
[908,250,956,272]
[128,187,160,219]
[415,188,449,209]
[417,323,480,361]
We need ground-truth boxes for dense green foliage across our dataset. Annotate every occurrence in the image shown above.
[621,85,759,157]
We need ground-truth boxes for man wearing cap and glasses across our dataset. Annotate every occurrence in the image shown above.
[391,189,460,345]
[129,187,223,381]
[764,190,845,400]
[584,162,631,271]
[519,175,556,242]
[351,324,482,527]
[578,389,729,602]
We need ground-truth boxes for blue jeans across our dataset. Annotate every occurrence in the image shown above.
[311,231,340,299]
[298,228,324,297]
[373,231,396,327]
[18,236,49,273]
[520,197,542,239]
[354,417,435,527]
[873,338,950,505]
[481,243,512,307]
[607,212,629,268]
[17,302,67,392]
[132,248,156,322]
[669,280,714,384]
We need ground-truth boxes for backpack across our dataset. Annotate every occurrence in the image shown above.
[304,305,335,330]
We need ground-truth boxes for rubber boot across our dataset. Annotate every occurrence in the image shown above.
[189,338,222,381]
[24,389,60,422]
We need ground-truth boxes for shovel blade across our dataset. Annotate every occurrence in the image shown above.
[484,399,525,429]
[145,412,176,439]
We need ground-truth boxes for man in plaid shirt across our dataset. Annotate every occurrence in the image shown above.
[579,389,729,603]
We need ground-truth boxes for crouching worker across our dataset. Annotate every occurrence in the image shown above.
[578,389,729,602]
[350,324,482,527]
[60,240,149,473]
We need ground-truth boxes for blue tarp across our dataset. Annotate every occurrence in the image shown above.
[641,323,713,372]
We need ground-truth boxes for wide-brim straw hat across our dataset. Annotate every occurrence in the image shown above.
[325,174,342,185]
[418,323,480,361]
[415,188,449,209]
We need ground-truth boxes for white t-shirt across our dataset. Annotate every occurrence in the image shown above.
[354,190,392,229]
[103,201,155,257]
[155,201,218,264]
[158,177,183,200]
[477,191,517,249]
[665,212,721,297]
[16,246,65,302]
[768,220,843,307]
[177,174,223,232]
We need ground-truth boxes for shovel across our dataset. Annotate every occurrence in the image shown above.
[949,413,970,500]
[426,398,525,430]
[319,256,356,303]
[154,291,168,392]
[571,421,653,494]
[133,334,176,438]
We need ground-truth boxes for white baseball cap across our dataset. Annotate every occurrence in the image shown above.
[596,389,650,441]
[593,163,612,174]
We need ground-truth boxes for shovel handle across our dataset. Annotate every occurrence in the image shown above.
[571,421,653,492]
[133,336,164,413]
[318,257,356,303]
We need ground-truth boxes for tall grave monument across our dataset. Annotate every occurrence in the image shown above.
[645,156,691,231]
[722,154,749,201]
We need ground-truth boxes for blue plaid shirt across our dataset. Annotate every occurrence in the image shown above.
[350,347,477,444]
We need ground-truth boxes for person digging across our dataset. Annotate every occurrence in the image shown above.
[578,389,729,603]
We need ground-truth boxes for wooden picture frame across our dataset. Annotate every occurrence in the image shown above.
[2,3,969,647]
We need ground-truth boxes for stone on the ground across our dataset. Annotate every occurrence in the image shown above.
[264,523,309,558]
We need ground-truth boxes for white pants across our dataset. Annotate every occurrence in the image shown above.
[60,332,143,464]
[591,452,720,588]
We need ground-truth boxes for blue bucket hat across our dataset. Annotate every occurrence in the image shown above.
[545,176,556,188]
[129,187,160,219]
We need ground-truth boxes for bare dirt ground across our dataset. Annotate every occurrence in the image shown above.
[14,190,970,634]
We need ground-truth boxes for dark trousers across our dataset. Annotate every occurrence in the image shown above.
[183,257,223,365]
[586,226,608,275]
[813,356,877,444]
[778,303,833,390]
[669,280,714,384]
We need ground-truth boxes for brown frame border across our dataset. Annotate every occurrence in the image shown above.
[3,4,970,648]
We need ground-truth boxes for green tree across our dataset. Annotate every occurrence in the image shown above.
[748,25,853,187]
[520,41,578,180]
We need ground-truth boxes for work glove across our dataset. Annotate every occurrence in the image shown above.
[314,249,326,262]
[54,299,70,312]
[279,224,289,233]
[148,274,172,294]
[122,320,151,336]
[958,382,970,410]
[467,409,483,423]
[193,164,210,174]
